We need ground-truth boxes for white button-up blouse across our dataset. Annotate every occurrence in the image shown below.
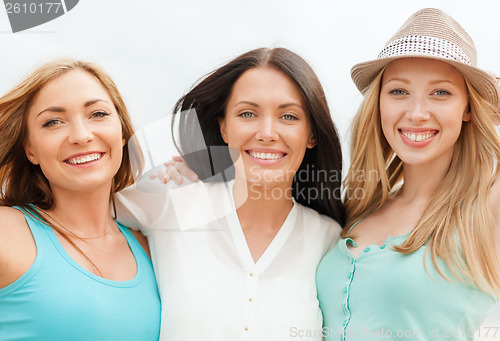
[115,179,341,341]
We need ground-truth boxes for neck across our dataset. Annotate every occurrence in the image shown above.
[46,185,115,235]
[233,178,294,231]
[398,157,451,202]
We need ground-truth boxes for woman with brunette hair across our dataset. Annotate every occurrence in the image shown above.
[0,59,160,340]
[116,47,344,340]
[173,48,344,220]
[316,8,500,340]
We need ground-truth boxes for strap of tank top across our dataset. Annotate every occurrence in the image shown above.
[117,222,150,261]
[11,205,51,243]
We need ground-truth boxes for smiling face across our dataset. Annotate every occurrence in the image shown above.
[24,69,125,194]
[219,67,316,187]
[379,58,470,169]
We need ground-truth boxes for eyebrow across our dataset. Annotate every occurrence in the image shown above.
[383,77,410,85]
[428,79,455,85]
[384,78,456,86]
[36,99,110,117]
[278,103,304,110]
[232,100,304,110]
[233,100,259,108]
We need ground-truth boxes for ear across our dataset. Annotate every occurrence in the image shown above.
[462,106,471,122]
[122,136,126,147]
[24,142,40,165]
[218,117,228,144]
[307,134,317,149]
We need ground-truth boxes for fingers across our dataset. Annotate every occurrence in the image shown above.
[151,156,199,185]
[166,165,184,185]
[164,156,198,183]
[150,166,170,184]
[176,162,199,183]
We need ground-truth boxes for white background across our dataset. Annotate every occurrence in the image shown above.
[1,0,499,335]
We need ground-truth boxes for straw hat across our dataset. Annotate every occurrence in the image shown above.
[351,8,500,107]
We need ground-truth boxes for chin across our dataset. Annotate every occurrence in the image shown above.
[245,167,294,184]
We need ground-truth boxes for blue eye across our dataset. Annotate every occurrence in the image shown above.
[42,119,61,128]
[91,111,111,118]
[239,111,254,118]
[433,89,451,96]
[282,113,297,121]
[389,89,407,96]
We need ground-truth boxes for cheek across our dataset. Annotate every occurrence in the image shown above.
[26,133,57,163]
[223,122,250,146]
[105,125,125,170]
[379,108,399,142]
[105,120,125,147]
[286,126,313,152]
[444,116,465,140]
[380,120,393,143]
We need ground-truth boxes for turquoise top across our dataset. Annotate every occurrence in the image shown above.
[316,233,498,341]
[0,207,161,341]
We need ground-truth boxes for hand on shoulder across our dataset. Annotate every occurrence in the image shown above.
[0,206,37,288]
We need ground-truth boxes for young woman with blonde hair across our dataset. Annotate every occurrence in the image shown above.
[317,8,500,340]
[0,59,160,340]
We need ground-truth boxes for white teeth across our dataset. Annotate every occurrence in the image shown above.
[249,152,284,160]
[67,153,102,165]
[401,131,436,142]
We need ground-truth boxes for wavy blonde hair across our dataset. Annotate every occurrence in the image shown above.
[343,68,500,295]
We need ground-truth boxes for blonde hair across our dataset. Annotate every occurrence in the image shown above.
[0,58,143,274]
[343,69,500,295]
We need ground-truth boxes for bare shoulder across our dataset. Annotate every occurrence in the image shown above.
[0,206,37,288]
[129,229,151,259]
[0,206,31,236]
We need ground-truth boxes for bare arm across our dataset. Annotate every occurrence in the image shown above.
[0,207,36,288]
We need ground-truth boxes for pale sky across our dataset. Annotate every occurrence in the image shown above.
[1,0,499,328]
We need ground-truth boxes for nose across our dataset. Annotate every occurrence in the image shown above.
[255,116,279,142]
[68,119,94,145]
[405,96,430,122]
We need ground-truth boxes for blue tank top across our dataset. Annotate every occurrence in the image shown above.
[0,207,161,341]
[316,234,498,341]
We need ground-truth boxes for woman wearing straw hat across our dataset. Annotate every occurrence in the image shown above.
[316,8,500,340]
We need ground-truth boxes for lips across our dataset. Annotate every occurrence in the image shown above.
[64,152,103,165]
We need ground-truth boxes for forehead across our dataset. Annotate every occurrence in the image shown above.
[383,58,465,83]
[228,67,305,103]
[32,69,111,106]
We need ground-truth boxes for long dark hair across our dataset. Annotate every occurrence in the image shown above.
[173,48,345,225]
